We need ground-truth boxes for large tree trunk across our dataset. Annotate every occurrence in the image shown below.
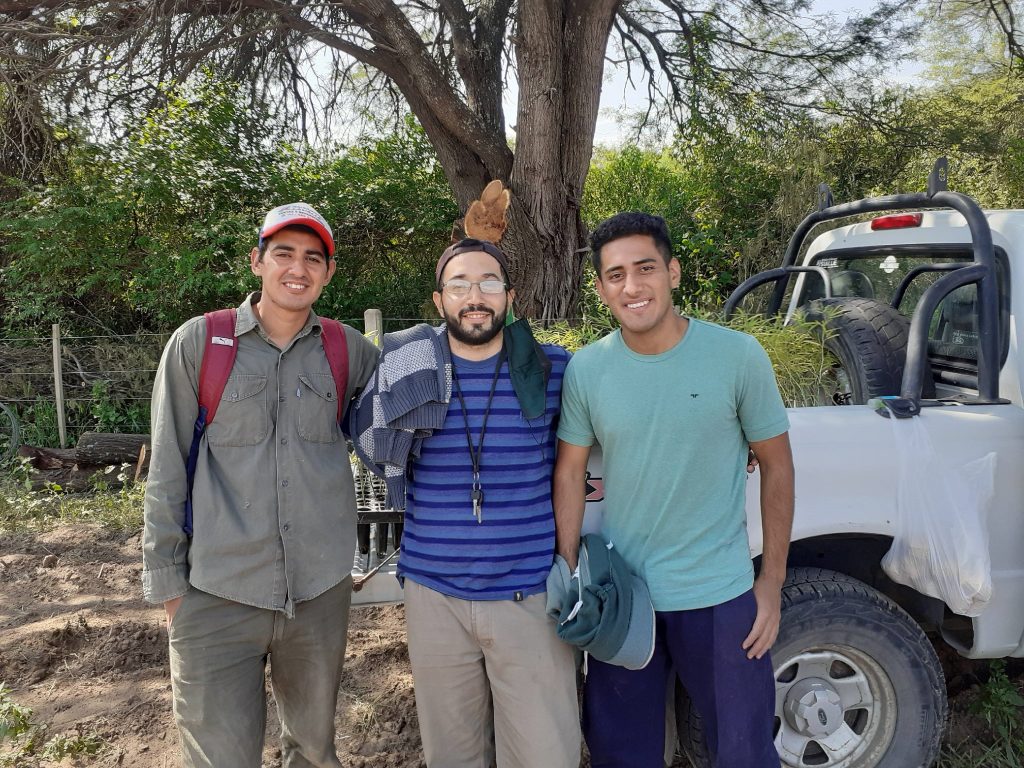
[380,1,620,322]
[507,0,620,322]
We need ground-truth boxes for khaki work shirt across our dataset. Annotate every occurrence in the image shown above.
[142,293,379,615]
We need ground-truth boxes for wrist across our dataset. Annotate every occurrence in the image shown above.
[756,569,786,588]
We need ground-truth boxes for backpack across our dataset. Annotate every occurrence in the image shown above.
[183,308,349,536]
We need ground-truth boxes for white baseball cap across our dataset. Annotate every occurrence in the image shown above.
[259,202,334,257]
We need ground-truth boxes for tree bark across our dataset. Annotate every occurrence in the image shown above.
[507,0,620,321]
[328,0,619,321]
[75,432,150,466]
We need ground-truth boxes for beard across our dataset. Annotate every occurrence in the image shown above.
[444,302,507,347]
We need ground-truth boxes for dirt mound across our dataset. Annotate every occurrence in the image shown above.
[0,522,421,767]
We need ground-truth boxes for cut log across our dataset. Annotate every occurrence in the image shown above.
[17,445,78,470]
[29,466,127,493]
[76,432,151,467]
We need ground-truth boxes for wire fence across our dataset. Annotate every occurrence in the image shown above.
[0,311,429,450]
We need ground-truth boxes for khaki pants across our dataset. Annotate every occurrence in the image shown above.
[404,579,581,768]
[168,578,352,768]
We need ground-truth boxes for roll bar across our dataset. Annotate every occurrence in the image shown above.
[723,159,1001,407]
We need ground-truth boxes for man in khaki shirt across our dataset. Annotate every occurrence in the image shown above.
[142,203,378,767]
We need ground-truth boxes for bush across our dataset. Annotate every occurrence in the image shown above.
[534,307,834,408]
[0,80,456,336]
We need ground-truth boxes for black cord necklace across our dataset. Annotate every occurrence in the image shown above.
[451,348,506,524]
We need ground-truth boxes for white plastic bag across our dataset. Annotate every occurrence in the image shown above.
[880,416,996,617]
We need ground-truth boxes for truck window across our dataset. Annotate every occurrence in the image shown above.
[807,247,1009,390]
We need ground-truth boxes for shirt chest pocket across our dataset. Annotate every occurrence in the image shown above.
[297,373,340,444]
[206,374,270,447]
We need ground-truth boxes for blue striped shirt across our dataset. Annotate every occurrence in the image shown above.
[398,343,570,600]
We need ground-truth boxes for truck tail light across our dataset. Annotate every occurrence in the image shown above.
[871,213,923,230]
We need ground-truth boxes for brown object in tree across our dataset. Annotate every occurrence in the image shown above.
[463,180,510,244]
[76,432,151,467]
[450,219,467,244]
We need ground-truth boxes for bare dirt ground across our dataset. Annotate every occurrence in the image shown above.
[0,521,1019,767]
[0,523,419,768]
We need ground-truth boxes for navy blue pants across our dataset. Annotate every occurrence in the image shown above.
[583,589,779,767]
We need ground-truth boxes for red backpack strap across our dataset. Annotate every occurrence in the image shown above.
[319,318,350,423]
[185,308,237,535]
[198,308,239,426]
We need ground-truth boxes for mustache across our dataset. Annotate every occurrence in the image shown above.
[458,305,494,319]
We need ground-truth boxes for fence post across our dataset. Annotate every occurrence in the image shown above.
[51,323,67,448]
[364,308,383,347]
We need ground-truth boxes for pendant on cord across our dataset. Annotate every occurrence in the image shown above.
[471,474,484,523]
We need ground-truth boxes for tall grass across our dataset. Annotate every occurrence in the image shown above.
[0,462,143,532]
[533,308,835,409]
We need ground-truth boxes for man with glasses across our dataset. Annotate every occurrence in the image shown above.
[142,203,379,767]
[352,236,580,768]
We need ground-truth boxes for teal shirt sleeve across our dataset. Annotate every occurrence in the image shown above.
[556,355,596,447]
[737,336,790,443]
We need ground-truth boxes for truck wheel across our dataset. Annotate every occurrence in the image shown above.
[802,298,934,404]
[676,568,946,768]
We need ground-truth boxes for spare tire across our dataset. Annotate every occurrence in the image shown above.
[801,298,934,405]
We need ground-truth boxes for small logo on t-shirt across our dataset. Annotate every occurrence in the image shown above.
[690,393,699,398]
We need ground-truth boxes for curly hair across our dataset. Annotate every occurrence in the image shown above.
[589,212,673,274]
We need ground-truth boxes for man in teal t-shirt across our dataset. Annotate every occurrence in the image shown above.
[554,212,794,767]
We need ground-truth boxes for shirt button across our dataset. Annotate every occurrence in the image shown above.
[279,396,285,403]
[282,523,291,532]
[281,480,289,488]
[281,438,288,445]
[231,391,238,400]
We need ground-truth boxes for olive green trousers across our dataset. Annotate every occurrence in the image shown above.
[168,578,352,767]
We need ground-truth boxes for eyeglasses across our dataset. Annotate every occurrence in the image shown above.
[440,279,507,298]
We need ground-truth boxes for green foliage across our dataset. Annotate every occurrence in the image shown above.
[0,403,17,466]
[311,118,458,322]
[11,398,64,449]
[0,467,144,532]
[0,680,104,765]
[721,312,837,407]
[940,661,1024,767]
[5,69,1024,337]
[39,729,104,759]
[0,684,33,743]
[0,78,456,336]
[88,380,148,434]
[584,145,740,309]
[531,313,616,353]
[0,75,275,333]
[585,68,1024,306]
[971,660,1024,740]
[532,308,834,409]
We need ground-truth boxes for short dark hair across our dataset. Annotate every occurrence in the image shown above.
[589,212,673,274]
[257,224,329,262]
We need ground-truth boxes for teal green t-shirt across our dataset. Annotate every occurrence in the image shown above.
[557,319,789,611]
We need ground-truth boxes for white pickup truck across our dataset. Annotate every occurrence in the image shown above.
[672,159,1023,768]
[352,160,1022,768]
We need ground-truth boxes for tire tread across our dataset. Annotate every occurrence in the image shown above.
[804,297,934,401]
